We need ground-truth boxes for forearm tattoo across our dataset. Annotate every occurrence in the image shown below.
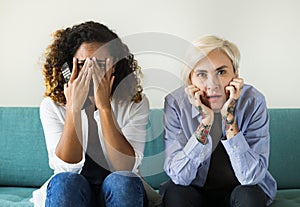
[196,105,202,112]
[223,99,238,134]
[224,117,235,131]
[195,122,211,145]
[226,99,237,114]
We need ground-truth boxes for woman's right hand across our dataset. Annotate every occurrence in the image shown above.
[64,58,92,112]
[185,85,214,125]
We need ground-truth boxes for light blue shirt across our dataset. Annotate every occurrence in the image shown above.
[163,84,277,205]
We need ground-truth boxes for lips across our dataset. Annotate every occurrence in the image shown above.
[206,95,222,102]
[207,95,222,99]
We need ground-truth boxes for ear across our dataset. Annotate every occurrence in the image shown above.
[188,71,193,85]
[234,69,239,78]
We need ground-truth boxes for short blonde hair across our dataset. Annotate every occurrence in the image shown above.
[182,35,240,85]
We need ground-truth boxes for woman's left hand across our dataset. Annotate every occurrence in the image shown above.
[221,78,244,118]
[92,57,115,110]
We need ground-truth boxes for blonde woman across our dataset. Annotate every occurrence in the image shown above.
[161,35,276,207]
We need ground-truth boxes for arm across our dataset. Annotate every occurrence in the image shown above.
[55,57,92,164]
[94,97,149,172]
[220,79,270,184]
[222,98,270,185]
[40,98,85,174]
[92,58,149,171]
[163,96,212,185]
[55,107,83,163]
[98,107,136,171]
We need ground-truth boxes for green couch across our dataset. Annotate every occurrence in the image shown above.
[0,107,299,206]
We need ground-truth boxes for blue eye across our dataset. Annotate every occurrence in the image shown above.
[197,72,207,79]
[217,70,226,75]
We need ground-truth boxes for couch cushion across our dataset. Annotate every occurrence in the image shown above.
[140,109,169,189]
[0,187,35,207]
[270,189,300,207]
[0,107,53,187]
[268,109,300,189]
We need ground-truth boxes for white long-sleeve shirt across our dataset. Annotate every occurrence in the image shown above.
[31,95,149,207]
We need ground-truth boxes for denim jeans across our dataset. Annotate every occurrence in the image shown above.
[45,171,145,207]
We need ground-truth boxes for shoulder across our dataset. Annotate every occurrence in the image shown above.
[239,84,266,106]
[236,84,268,115]
[40,97,65,120]
[40,97,55,113]
[165,86,188,106]
[164,86,192,119]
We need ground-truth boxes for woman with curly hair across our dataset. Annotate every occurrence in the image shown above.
[31,21,156,207]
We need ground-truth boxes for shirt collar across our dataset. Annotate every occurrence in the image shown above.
[191,105,200,119]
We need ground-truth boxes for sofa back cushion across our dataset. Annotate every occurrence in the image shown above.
[140,109,169,189]
[1,107,299,190]
[0,107,53,187]
[268,109,300,189]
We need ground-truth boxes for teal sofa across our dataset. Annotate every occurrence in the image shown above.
[0,107,299,206]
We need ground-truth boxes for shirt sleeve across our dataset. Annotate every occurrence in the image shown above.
[163,96,212,185]
[120,96,150,173]
[222,97,270,185]
[39,98,85,174]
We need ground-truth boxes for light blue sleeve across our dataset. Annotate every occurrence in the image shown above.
[222,98,270,185]
[163,97,212,185]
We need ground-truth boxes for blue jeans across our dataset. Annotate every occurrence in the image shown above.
[46,171,146,207]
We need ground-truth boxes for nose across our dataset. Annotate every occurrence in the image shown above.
[206,75,220,90]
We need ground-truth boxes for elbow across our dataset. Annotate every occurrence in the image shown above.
[164,164,194,186]
[238,164,268,185]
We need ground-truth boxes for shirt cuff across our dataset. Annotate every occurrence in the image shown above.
[132,150,143,173]
[221,131,250,155]
[183,134,212,165]
[52,152,85,174]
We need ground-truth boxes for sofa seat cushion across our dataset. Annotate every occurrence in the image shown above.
[270,189,300,206]
[0,187,35,207]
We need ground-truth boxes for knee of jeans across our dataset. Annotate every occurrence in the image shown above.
[230,185,264,205]
[102,171,143,194]
[48,172,90,194]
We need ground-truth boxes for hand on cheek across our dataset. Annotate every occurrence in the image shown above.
[221,78,244,138]
[185,85,214,125]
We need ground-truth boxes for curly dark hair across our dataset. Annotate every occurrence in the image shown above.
[42,21,143,105]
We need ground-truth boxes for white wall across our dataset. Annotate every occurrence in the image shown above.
[1,0,299,108]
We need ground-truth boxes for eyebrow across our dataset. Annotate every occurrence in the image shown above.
[194,65,229,72]
[216,65,229,71]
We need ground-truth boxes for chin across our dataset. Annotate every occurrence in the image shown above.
[210,103,223,112]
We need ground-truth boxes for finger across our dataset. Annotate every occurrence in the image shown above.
[185,85,199,101]
[63,83,68,95]
[105,58,114,79]
[92,68,100,89]
[92,57,105,77]
[185,85,195,95]
[83,69,92,90]
[194,90,204,102]
[187,85,200,95]
[110,75,115,92]
[70,58,78,82]
[76,58,87,80]
[194,90,204,111]
[232,77,244,83]
[230,78,244,90]
[78,58,93,83]
[225,85,235,99]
